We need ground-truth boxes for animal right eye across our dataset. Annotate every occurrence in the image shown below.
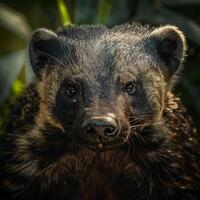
[66,84,77,97]
[124,82,136,95]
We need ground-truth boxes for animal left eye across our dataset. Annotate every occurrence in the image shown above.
[66,85,77,97]
[124,82,136,95]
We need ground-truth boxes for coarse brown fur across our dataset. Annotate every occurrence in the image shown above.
[0,23,200,200]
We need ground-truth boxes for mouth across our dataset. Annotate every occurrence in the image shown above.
[82,136,128,152]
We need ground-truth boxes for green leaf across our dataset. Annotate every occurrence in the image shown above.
[135,3,200,46]
[11,64,26,96]
[0,3,31,41]
[75,0,99,24]
[182,79,200,115]
[161,0,200,6]
[97,0,112,24]
[57,0,72,26]
[106,0,137,26]
[0,50,26,105]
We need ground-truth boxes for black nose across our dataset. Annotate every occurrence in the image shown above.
[83,116,119,138]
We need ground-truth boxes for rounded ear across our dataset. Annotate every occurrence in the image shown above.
[29,28,60,77]
[150,25,187,79]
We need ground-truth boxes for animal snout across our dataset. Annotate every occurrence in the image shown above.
[82,115,119,139]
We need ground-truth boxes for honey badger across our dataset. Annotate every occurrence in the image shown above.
[0,23,200,200]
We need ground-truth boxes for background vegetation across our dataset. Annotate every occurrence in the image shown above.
[0,0,200,135]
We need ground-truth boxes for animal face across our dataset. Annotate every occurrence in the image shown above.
[29,24,186,151]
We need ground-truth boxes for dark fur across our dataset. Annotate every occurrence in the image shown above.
[0,23,200,200]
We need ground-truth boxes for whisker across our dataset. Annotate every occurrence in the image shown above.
[35,50,67,70]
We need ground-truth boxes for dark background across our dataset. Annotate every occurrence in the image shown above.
[0,0,200,135]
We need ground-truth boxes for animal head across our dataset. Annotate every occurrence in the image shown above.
[29,24,186,151]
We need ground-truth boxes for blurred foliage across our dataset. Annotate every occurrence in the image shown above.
[57,0,72,26]
[97,0,112,24]
[0,0,200,134]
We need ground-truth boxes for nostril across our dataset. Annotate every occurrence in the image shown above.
[104,126,117,136]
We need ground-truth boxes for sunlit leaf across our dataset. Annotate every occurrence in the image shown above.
[57,0,72,26]
[11,65,26,96]
[0,3,31,41]
[11,79,24,96]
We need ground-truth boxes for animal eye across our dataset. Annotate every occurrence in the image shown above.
[124,82,136,95]
[66,85,77,97]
